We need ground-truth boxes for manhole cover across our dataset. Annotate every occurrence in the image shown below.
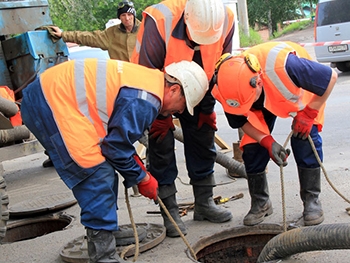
[60,223,166,263]
[9,192,77,217]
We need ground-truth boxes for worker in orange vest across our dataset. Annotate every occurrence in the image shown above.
[20,58,208,263]
[131,0,235,237]
[212,41,337,227]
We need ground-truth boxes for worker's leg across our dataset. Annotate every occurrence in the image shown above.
[242,143,272,226]
[179,111,232,223]
[291,125,324,226]
[158,183,187,237]
[242,111,276,226]
[148,115,185,236]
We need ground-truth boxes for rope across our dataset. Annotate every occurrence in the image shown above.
[123,189,197,261]
[123,188,140,262]
[157,196,197,261]
[279,131,350,232]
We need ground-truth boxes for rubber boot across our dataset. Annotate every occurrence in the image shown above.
[42,150,53,168]
[113,226,147,246]
[86,228,126,263]
[243,171,273,226]
[191,174,232,223]
[298,167,324,226]
[158,184,187,237]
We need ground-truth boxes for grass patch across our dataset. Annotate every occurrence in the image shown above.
[272,20,313,39]
[239,26,264,49]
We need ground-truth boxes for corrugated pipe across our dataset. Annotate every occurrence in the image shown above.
[0,125,30,146]
[257,223,350,262]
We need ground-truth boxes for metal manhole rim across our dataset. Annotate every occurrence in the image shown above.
[186,223,284,262]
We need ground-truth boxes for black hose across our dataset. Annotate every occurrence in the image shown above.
[257,223,350,263]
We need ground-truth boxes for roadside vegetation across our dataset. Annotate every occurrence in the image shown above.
[240,20,313,48]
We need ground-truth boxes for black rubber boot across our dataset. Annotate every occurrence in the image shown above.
[298,167,324,226]
[243,171,273,226]
[158,184,187,237]
[191,174,232,223]
[86,228,126,263]
[42,150,53,168]
[113,226,147,246]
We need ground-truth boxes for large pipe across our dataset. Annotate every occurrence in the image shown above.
[0,125,30,146]
[257,223,350,262]
[0,97,18,118]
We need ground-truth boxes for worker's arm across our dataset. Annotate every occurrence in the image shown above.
[137,16,166,70]
[49,26,110,50]
[101,88,160,188]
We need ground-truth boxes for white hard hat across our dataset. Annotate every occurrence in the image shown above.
[184,0,225,45]
[165,61,208,115]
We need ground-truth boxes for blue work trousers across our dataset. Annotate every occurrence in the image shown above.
[243,114,323,174]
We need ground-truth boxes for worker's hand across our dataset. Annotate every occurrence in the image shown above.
[197,112,217,131]
[292,105,318,140]
[260,135,290,166]
[149,115,175,143]
[137,172,158,200]
[48,26,63,38]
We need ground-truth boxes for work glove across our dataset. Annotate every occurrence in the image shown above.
[260,135,291,166]
[197,112,217,131]
[149,115,175,143]
[137,173,158,201]
[292,105,318,140]
[133,154,158,201]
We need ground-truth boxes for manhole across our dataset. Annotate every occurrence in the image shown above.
[187,224,283,263]
[9,191,77,218]
[60,223,166,263]
[1,212,74,244]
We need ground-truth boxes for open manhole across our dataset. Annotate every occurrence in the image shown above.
[187,224,283,263]
[1,212,74,244]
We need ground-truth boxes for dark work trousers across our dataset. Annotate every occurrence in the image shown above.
[21,78,119,231]
[148,109,216,185]
[242,112,323,174]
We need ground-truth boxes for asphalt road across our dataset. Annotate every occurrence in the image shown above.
[1,25,350,263]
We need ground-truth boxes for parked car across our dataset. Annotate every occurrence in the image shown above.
[314,0,350,72]
[68,45,110,60]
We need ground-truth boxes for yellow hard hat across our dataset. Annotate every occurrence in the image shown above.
[212,53,261,115]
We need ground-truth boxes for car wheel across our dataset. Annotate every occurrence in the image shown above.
[336,61,350,72]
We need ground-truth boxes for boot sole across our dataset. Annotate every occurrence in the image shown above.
[243,206,273,226]
[304,214,324,226]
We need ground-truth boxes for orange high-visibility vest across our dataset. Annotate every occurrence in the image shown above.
[240,42,326,147]
[40,59,164,168]
[131,0,235,80]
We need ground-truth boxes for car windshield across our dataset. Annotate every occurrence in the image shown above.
[317,0,350,26]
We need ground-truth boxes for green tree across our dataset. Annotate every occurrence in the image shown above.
[247,0,299,37]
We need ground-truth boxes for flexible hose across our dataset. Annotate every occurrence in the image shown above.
[257,223,350,262]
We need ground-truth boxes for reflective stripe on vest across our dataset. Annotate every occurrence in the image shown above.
[239,42,325,148]
[40,59,164,168]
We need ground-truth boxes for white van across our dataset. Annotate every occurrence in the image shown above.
[314,0,350,72]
